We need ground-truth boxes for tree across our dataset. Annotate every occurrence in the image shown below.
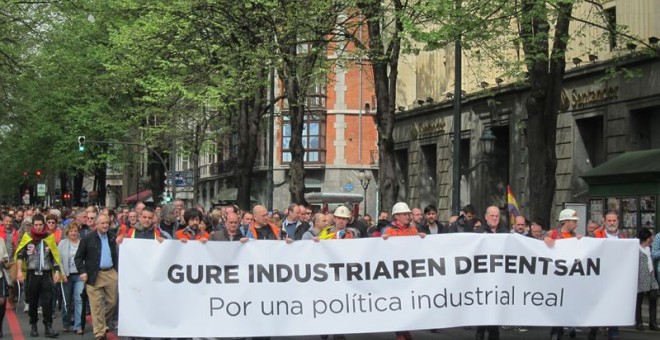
[269,1,351,204]
[518,0,573,228]
[354,0,432,212]
[0,1,134,205]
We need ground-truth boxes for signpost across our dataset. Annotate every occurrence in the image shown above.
[81,188,89,203]
[37,183,47,197]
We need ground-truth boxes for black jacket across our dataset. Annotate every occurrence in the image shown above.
[417,221,446,235]
[74,231,118,286]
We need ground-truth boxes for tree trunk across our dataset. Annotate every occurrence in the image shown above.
[95,165,107,206]
[235,77,266,210]
[73,170,84,206]
[192,147,200,204]
[521,0,573,228]
[359,0,403,213]
[284,57,306,205]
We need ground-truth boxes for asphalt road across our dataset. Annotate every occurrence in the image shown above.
[5,303,659,339]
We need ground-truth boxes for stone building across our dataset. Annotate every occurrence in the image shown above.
[393,53,660,230]
[392,1,660,229]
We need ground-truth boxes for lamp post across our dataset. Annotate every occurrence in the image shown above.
[357,170,373,216]
[460,127,497,175]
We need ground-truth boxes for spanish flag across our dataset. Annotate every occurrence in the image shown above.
[507,185,521,220]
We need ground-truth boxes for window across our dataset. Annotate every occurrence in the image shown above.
[282,114,326,163]
[179,155,190,171]
[604,7,616,51]
[306,83,326,108]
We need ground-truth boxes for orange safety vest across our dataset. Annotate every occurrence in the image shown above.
[127,227,161,239]
[247,223,281,240]
[384,224,419,237]
[593,228,627,239]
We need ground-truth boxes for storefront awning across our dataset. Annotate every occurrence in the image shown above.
[122,190,153,204]
[213,188,258,204]
[581,148,660,185]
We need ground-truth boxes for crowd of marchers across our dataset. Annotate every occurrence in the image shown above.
[0,199,657,340]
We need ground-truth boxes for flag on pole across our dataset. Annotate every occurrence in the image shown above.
[507,185,521,221]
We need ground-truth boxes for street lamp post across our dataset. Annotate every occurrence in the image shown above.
[460,127,497,175]
[357,170,373,216]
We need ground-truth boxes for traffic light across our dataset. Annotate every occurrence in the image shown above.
[36,169,42,177]
[22,170,28,177]
[78,136,86,151]
[163,189,172,202]
[63,192,71,200]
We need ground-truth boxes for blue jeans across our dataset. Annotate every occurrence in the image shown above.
[62,274,84,330]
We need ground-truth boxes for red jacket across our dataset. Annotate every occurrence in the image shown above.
[0,226,20,253]
[175,228,209,241]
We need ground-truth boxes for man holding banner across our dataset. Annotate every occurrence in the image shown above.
[544,208,582,340]
[244,205,286,241]
[475,206,508,340]
[382,202,425,340]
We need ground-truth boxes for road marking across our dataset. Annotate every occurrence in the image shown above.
[7,308,25,340]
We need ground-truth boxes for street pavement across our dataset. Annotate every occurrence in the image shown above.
[4,303,660,339]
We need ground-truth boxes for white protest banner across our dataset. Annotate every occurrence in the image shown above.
[118,234,638,338]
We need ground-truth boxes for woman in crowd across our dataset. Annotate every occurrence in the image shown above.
[58,222,85,334]
[636,228,658,331]
[45,214,62,244]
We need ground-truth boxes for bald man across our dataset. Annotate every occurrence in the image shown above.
[475,205,507,340]
[210,212,242,242]
[243,205,286,241]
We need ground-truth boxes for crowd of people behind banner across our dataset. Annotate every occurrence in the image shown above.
[0,199,657,340]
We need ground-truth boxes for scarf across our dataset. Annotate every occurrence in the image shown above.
[30,226,49,243]
[640,245,653,273]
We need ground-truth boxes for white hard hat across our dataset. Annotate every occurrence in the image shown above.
[334,206,352,219]
[391,202,412,215]
[558,209,579,221]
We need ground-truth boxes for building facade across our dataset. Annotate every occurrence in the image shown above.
[391,0,660,229]
[185,67,379,214]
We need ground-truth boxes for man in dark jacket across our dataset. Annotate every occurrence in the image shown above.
[447,204,479,233]
[475,206,507,340]
[210,212,243,241]
[416,205,445,235]
[75,214,118,340]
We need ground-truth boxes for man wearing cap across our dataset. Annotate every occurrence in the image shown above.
[544,208,582,247]
[544,208,583,340]
[381,202,425,340]
[318,206,355,239]
[382,202,427,238]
